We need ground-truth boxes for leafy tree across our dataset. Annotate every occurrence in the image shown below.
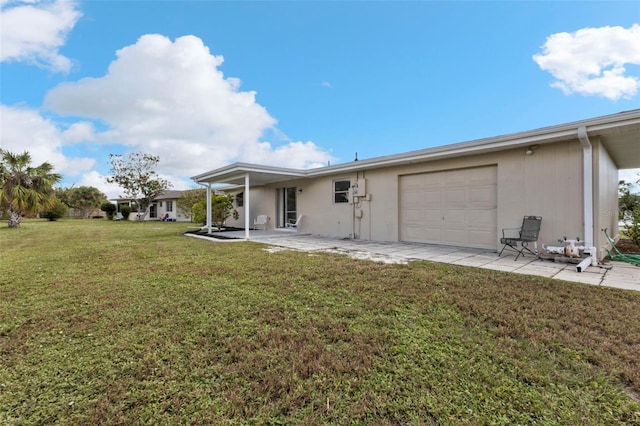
[57,186,108,218]
[41,199,69,221]
[626,209,640,247]
[192,201,206,225]
[106,153,171,221]
[619,176,640,248]
[0,150,61,228]
[177,188,206,221]
[55,187,72,207]
[70,186,108,218]
[619,180,640,220]
[193,194,239,228]
[101,202,117,220]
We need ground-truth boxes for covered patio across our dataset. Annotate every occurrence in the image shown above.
[191,163,306,239]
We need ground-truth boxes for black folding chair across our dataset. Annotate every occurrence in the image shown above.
[499,216,542,260]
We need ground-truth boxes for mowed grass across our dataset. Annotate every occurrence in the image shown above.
[1,220,639,425]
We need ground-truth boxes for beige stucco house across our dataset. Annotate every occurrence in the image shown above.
[192,109,640,260]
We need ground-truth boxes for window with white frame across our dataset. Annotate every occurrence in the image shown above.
[333,179,350,203]
[166,201,173,212]
[236,192,244,207]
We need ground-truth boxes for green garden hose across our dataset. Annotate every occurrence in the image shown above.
[603,228,640,267]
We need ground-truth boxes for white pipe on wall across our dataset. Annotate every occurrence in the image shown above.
[578,126,594,249]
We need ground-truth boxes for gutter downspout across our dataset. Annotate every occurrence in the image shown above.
[578,126,596,266]
[245,173,250,240]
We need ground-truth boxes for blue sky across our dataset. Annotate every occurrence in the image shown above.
[1,0,639,198]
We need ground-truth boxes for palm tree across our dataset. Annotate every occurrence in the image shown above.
[0,150,61,228]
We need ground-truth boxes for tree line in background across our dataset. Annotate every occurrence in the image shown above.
[0,149,112,227]
[1,149,237,229]
[619,179,640,247]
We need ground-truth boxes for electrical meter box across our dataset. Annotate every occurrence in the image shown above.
[352,179,367,196]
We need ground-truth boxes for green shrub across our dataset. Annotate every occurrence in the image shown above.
[101,202,117,220]
[192,195,238,228]
[120,205,132,220]
[625,207,640,248]
[40,199,69,221]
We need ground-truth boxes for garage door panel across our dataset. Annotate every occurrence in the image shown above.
[423,190,441,204]
[444,176,466,187]
[444,228,467,244]
[401,208,422,223]
[420,173,445,188]
[403,172,445,189]
[422,209,443,223]
[444,209,465,225]
[422,227,443,241]
[443,189,466,206]
[402,190,424,207]
[468,186,496,205]
[468,166,497,183]
[404,225,442,241]
[400,166,497,249]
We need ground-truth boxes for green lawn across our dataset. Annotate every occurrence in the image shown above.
[1,219,639,425]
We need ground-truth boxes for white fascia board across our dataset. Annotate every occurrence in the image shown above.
[576,109,640,130]
[191,162,305,183]
[307,128,579,177]
[191,109,640,181]
[312,109,640,176]
[583,116,640,133]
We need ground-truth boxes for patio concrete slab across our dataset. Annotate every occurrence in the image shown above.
[187,230,640,292]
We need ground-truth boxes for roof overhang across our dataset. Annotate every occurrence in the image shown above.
[583,110,640,169]
[307,109,640,175]
[191,109,640,186]
[192,162,306,186]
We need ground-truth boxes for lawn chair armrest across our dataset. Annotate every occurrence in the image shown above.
[501,227,521,238]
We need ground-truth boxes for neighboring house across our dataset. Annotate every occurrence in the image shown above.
[192,109,640,260]
[111,190,192,222]
[153,190,191,222]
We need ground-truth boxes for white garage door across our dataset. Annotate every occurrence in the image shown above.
[399,166,497,249]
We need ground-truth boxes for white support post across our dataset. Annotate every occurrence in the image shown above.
[206,183,212,233]
[245,173,250,240]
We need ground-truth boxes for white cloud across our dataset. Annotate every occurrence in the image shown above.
[245,141,332,169]
[533,24,640,101]
[72,170,124,200]
[0,104,95,175]
[44,34,335,177]
[321,81,333,88]
[0,0,82,72]
[62,121,96,143]
[620,169,640,193]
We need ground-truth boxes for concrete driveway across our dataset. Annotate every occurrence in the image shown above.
[187,230,640,292]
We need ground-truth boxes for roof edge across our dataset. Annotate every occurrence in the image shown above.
[192,108,640,181]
